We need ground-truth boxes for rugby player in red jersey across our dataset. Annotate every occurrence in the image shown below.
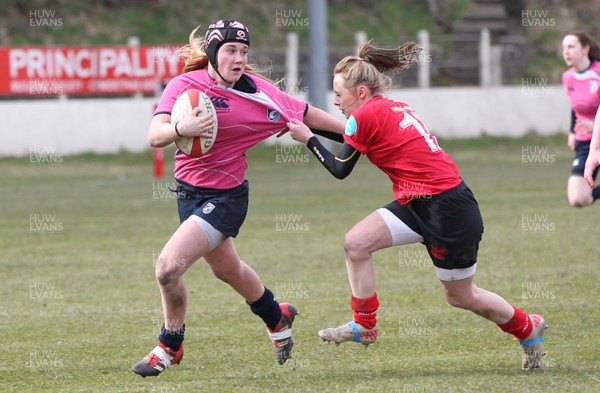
[287,41,547,370]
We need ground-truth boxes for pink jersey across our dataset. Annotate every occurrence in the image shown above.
[155,69,307,189]
[562,60,600,141]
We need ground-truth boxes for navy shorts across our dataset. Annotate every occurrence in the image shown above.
[174,179,249,238]
[384,181,484,270]
[571,140,599,179]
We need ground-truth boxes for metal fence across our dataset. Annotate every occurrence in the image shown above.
[253,29,530,90]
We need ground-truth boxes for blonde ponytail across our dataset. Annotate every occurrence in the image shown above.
[334,40,422,95]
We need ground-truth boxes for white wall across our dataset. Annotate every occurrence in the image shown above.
[1,86,570,157]
[2,96,154,157]
[382,86,570,138]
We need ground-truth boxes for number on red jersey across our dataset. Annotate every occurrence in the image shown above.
[399,112,440,152]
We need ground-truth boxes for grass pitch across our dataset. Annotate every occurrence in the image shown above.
[2,134,599,392]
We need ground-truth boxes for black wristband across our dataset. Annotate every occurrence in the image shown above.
[175,122,182,137]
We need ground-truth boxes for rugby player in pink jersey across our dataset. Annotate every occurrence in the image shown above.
[561,31,600,207]
[287,41,547,370]
[132,19,344,377]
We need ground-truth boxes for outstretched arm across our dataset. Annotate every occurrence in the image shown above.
[311,128,345,144]
[287,118,360,179]
[303,105,345,135]
[277,104,345,141]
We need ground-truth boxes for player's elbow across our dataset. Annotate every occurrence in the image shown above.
[332,171,350,180]
[330,166,352,180]
[148,133,168,148]
[148,136,159,148]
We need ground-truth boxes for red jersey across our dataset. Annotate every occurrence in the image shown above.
[343,96,461,205]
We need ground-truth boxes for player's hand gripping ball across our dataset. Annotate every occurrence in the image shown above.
[171,89,218,157]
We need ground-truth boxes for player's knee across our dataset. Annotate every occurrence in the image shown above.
[343,231,367,259]
[568,189,593,207]
[210,266,230,282]
[210,263,240,283]
[445,292,471,309]
[155,257,182,286]
[568,197,589,208]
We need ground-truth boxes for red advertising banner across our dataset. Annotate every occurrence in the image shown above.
[0,46,185,96]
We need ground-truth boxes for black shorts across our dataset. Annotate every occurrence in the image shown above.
[571,140,599,179]
[384,181,484,270]
[174,179,249,237]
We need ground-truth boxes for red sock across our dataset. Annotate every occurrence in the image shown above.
[351,293,379,329]
[497,306,532,340]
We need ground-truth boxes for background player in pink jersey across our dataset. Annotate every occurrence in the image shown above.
[132,19,344,377]
[287,41,547,370]
[561,31,600,207]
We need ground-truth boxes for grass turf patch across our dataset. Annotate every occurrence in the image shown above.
[2,134,600,392]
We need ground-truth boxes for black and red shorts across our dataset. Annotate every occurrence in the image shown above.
[384,181,484,270]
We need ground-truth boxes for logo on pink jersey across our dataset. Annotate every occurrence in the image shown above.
[267,108,281,122]
[211,96,230,110]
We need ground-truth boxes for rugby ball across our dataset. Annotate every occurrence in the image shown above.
[170,89,218,157]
